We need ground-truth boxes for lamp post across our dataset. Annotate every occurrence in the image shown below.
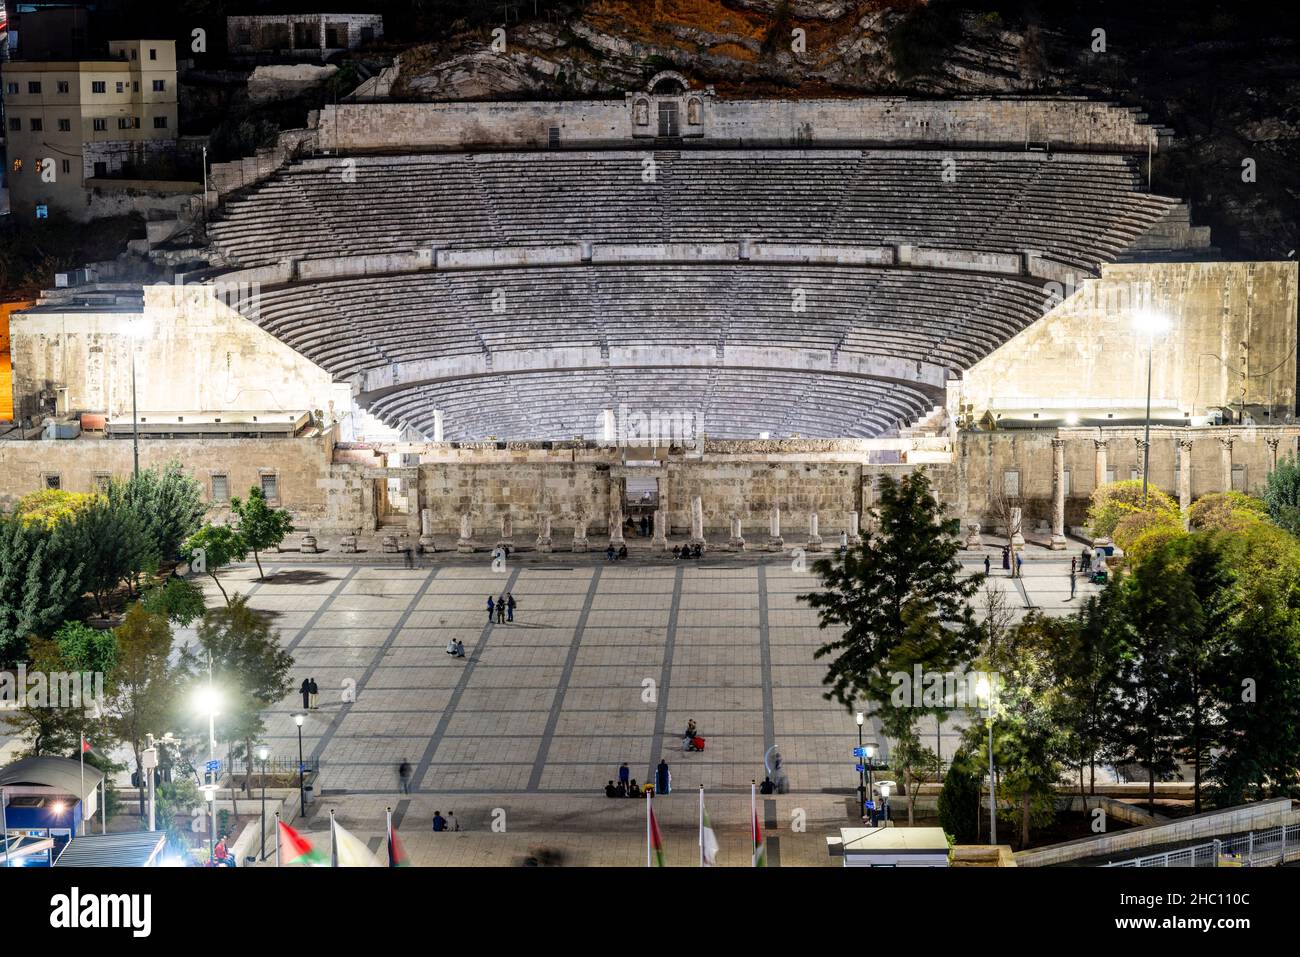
[855,712,866,811]
[879,782,891,823]
[1133,308,1171,507]
[127,315,151,479]
[294,714,306,816]
[256,743,270,861]
[977,676,997,846]
[864,743,875,803]
[195,684,221,864]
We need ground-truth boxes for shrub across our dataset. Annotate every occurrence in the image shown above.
[1188,491,1268,532]
[1087,480,1180,540]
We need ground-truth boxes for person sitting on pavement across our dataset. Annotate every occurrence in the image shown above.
[432,811,447,832]
[605,780,619,798]
[618,543,628,560]
[446,638,458,656]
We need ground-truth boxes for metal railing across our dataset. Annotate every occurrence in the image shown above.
[1104,821,1300,867]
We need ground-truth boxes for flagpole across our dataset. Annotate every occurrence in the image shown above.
[101,778,106,834]
[274,811,281,867]
[751,779,757,868]
[645,790,651,868]
[79,734,85,836]
[386,806,393,868]
[698,785,704,867]
[329,808,337,868]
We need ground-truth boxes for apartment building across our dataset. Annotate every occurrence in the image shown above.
[1,39,178,219]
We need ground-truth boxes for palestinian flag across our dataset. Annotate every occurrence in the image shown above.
[752,811,767,868]
[700,803,719,867]
[387,824,411,868]
[278,820,327,867]
[648,802,666,867]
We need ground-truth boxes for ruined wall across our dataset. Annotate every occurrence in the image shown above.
[7,284,350,425]
[957,261,1299,422]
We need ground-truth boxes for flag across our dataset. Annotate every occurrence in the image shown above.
[331,817,383,867]
[81,736,91,754]
[700,803,719,867]
[648,800,665,867]
[277,820,326,867]
[386,808,410,868]
[752,810,766,868]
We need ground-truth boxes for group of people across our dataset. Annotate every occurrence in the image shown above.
[445,638,467,658]
[487,592,518,623]
[672,543,704,560]
[605,542,630,561]
[431,810,460,832]
[603,759,673,797]
[298,677,320,710]
[682,718,704,752]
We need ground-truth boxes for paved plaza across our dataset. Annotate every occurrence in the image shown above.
[188,550,1100,864]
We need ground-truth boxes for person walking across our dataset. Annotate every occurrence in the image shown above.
[1069,569,1077,600]
[299,677,311,710]
[308,677,319,710]
[487,595,495,623]
[506,592,517,623]
[1015,552,1023,576]
[398,760,412,795]
[1070,556,1077,574]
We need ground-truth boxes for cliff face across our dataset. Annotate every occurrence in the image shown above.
[392,0,1300,260]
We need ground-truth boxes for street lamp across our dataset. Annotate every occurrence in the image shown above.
[879,782,891,823]
[256,743,270,862]
[127,315,152,479]
[976,675,997,846]
[194,684,222,864]
[864,744,875,804]
[294,713,306,816]
[855,712,866,811]
[1132,307,1171,507]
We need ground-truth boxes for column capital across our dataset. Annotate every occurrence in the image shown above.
[1266,437,1281,451]
[1133,438,1148,452]
[1051,437,1066,451]
[1219,435,1235,451]
[1177,437,1195,452]
[1093,439,1109,451]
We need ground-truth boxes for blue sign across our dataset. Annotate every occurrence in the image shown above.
[863,799,876,811]
[35,204,48,219]
[855,764,865,772]
[852,747,867,757]
[205,760,220,773]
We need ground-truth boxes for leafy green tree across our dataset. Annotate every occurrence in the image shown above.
[0,514,85,665]
[0,634,107,755]
[230,487,293,581]
[883,713,939,827]
[1087,479,1179,541]
[1209,523,1300,804]
[800,470,982,710]
[118,462,207,564]
[1261,454,1300,535]
[800,471,982,805]
[109,603,182,815]
[72,492,158,614]
[1051,591,1125,797]
[53,620,119,675]
[937,751,982,844]
[13,488,95,528]
[183,524,247,605]
[1187,491,1268,532]
[184,596,294,794]
[141,576,207,627]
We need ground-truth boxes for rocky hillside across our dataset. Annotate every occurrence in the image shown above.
[388,0,1300,262]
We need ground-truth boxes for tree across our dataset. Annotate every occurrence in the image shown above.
[118,462,206,564]
[184,596,294,794]
[1188,491,1268,533]
[141,576,207,627]
[1087,479,1180,541]
[13,488,94,528]
[937,751,982,844]
[0,513,85,666]
[883,711,938,827]
[52,620,119,676]
[800,470,983,710]
[71,492,158,614]
[988,484,1025,578]
[1261,454,1300,535]
[109,604,182,816]
[230,487,293,581]
[0,634,108,756]
[1051,591,1125,797]
[183,524,247,605]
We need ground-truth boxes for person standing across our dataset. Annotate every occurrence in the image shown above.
[398,760,412,795]
[1069,570,1077,600]
[618,762,630,790]
[1001,545,1010,571]
[506,592,517,623]
[1015,552,1023,576]
[496,596,507,624]
[308,677,319,710]
[983,555,990,576]
[299,677,311,710]
[487,595,495,623]
[656,757,670,795]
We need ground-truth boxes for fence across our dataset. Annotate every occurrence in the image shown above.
[1104,822,1300,867]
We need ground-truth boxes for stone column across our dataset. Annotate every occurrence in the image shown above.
[1049,438,1067,550]
[418,507,436,553]
[432,409,444,442]
[609,507,625,546]
[572,514,590,552]
[535,514,553,553]
[456,512,475,553]
[847,510,862,546]
[1093,439,1109,491]
[651,507,668,550]
[1008,507,1025,548]
[688,496,705,547]
[768,506,784,551]
[1267,436,1281,471]
[807,512,823,551]
[497,512,514,551]
[1178,437,1194,522]
[1219,436,1234,492]
[728,516,746,551]
[1134,438,1148,483]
